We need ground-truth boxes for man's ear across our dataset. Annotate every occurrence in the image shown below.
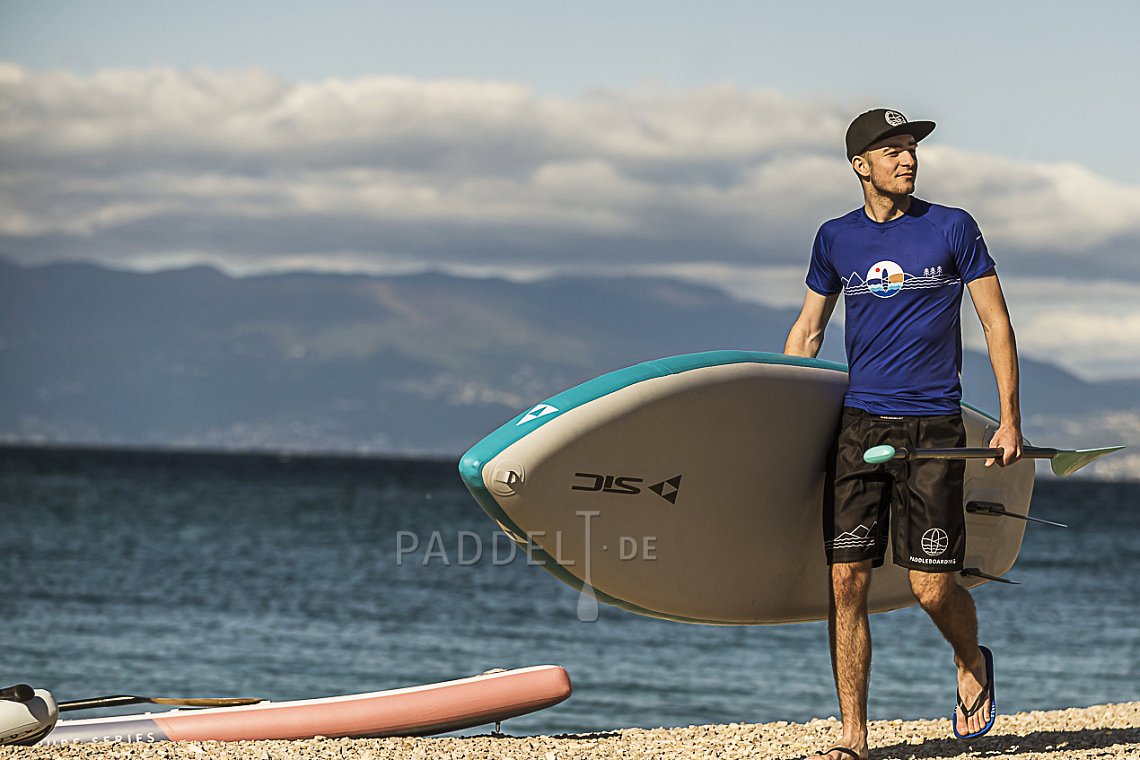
[851,154,871,179]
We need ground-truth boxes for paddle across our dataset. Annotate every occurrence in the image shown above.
[862,444,1125,477]
[57,694,263,712]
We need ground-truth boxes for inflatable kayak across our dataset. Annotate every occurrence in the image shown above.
[37,666,571,745]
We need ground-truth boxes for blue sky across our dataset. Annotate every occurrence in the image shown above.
[5,0,1138,181]
[2,1,1140,380]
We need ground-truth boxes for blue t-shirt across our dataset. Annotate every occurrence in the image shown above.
[806,198,996,415]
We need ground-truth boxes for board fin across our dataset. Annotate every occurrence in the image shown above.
[961,567,1019,585]
[966,500,1067,528]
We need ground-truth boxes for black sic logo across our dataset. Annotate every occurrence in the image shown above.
[570,473,683,504]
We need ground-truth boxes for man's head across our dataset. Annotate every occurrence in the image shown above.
[846,108,935,200]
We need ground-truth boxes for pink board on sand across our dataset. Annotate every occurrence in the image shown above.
[43,666,571,744]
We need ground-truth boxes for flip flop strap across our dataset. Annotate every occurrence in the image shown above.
[957,679,991,719]
[823,747,864,760]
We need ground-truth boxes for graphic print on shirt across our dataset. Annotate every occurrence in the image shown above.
[841,259,961,299]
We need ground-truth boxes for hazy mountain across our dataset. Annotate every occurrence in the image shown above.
[1,260,1135,474]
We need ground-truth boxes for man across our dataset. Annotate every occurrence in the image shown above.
[784,108,1023,760]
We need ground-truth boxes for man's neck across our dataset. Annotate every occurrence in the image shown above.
[862,191,912,223]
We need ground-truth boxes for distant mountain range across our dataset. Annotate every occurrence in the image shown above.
[1,260,1135,476]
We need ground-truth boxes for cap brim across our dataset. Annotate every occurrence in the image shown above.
[851,120,936,159]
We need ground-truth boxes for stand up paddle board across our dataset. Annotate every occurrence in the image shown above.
[37,666,570,745]
[459,351,1035,625]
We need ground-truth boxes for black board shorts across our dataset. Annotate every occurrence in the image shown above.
[824,406,966,572]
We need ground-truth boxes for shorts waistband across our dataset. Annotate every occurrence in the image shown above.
[843,406,962,422]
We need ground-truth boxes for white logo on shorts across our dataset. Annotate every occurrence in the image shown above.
[921,528,949,557]
[884,110,907,126]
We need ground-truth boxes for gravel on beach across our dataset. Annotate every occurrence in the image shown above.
[4,702,1137,759]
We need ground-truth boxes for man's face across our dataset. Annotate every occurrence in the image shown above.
[856,133,919,197]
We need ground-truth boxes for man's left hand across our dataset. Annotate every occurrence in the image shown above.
[986,424,1023,467]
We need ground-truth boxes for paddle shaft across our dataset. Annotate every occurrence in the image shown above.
[58,695,263,712]
[891,445,1058,461]
[864,443,1123,476]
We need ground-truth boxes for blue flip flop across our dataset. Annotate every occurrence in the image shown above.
[952,644,996,739]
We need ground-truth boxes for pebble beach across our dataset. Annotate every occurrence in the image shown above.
[5,702,1137,759]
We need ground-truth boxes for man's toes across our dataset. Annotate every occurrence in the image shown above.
[961,696,990,734]
[976,701,991,731]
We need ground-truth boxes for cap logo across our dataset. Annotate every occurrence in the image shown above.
[884,110,907,126]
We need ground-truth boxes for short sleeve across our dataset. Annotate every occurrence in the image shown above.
[950,211,997,283]
[805,227,840,296]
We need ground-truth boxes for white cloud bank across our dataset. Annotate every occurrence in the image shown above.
[3,64,1140,377]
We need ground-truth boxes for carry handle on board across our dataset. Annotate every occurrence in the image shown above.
[961,567,1019,585]
[0,685,34,703]
[862,444,1125,477]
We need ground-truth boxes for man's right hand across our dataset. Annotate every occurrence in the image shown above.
[985,423,1022,467]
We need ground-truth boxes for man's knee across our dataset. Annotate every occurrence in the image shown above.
[909,569,958,609]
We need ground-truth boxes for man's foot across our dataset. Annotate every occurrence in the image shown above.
[805,743,869,760]
[953,645,996,739]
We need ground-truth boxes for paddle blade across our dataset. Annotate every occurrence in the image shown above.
[863,444,898,464]
[1049,446,1127,477]
[149,697,263,707]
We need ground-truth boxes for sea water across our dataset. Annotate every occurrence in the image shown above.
[0,447,1136,735]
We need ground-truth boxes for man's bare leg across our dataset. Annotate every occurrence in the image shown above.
[808,560,873,760]
[909,570,991,735]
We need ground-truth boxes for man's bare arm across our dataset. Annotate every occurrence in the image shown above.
[967,271,1022,466]
[785,290,838,359]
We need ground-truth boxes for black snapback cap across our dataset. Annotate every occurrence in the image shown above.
[845,108,935,160]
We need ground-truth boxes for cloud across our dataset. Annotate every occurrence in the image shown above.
[920,149,1140,256]
[8,63,1139,279]
[955,277,1140,380]
[3,64,1140,378]
[1003,281,1140,380]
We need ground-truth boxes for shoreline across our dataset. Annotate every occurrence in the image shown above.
[4,702,1136,759]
